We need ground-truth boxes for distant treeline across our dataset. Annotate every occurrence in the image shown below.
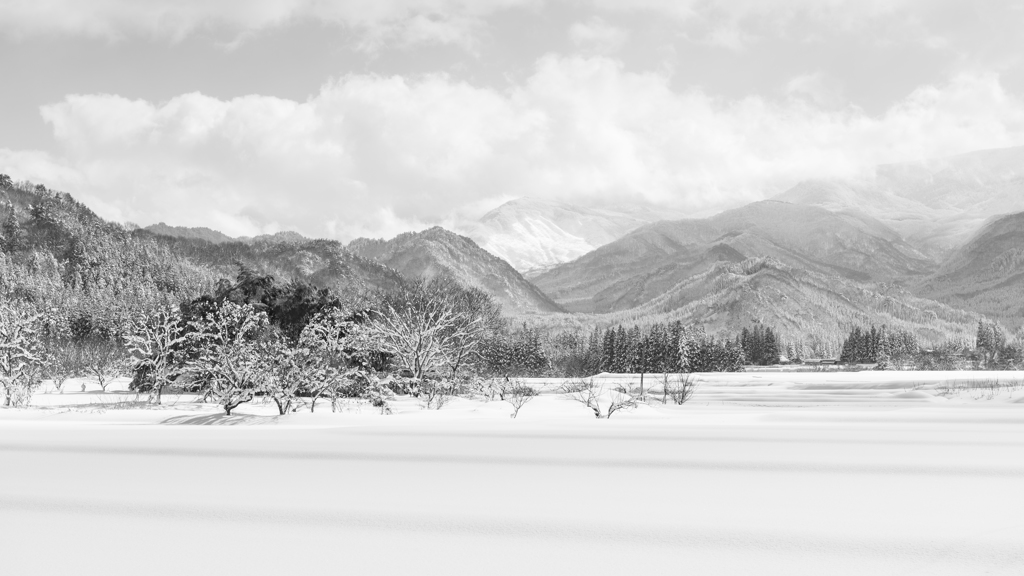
[481,322,792,377]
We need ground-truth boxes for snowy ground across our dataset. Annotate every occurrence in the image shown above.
[2,371,1023,575]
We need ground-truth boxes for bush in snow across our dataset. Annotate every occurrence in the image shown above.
[421,379,456,410]
[661,372,699,405]
[503,381,537,419]
[559,379,636,419]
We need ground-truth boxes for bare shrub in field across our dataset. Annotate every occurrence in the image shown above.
[503,380,537,418]
[935,376,1024,399]
[662,372,699,405]
[421,379,456,410]
[559,378,636,419]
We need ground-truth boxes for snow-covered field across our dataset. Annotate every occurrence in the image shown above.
[2,371,1023,575]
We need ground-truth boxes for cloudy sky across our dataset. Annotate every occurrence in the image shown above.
[3,1,1024,240]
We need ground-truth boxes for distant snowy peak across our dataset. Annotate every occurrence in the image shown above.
[775,145,1024,257]
[458,197,684,275]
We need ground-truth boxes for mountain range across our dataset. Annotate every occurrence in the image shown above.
[13,144,1024,344]
[775,145,1024,258]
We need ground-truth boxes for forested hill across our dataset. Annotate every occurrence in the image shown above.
[533,200,936,313]
[915,211,1024,329]
[137,231,406,297]
[0,178,555,324]
[348,226,564,315]
[1,181,218,333]
[144,223,234,244]
[0,179,422,331]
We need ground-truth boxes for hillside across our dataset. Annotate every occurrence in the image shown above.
[144,224,310,246]
[914,211,1024,329]
[348,227,564,314]
[533,201,935,313]
[775,145,1024,257]
[144,223,234,244]
[626,257,973,351]
[457,197,684,276]
[143,233,406,297]
[1,184,219,332]
[1,181,409,327]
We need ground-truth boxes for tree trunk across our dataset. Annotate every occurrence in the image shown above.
[274,396,290,415]
[150,383,164,405]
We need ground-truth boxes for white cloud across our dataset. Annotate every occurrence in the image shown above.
[4,58,1024,241]
[568,17,628,54]
[0,0,523,49]
[785,73,846,108]
[2,0,1017,61]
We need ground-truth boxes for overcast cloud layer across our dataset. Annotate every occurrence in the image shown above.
[2,1,1024,239]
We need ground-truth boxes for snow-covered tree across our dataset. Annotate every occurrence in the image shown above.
[126,306,188,404]
[185,302,270,416]
[0,302,44,407]
[369,278,498,381]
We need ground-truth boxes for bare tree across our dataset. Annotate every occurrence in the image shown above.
[263,339,310,415]
[80,337,129,392]
[42,339,83,394]
[503,380,537,418]
[368,278,499,382]
[432,278,501,379]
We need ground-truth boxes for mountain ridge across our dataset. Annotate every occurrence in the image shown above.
[774,144,1024,257]
[348,226,564,315]
[533,200,937,314]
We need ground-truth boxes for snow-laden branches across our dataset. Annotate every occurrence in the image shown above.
[126,306,188,404]
[183,302,271,415]
[0,302,44,407]
[367,277,500,381]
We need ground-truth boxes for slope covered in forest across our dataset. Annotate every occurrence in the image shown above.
[348,226,564,314]
[915,211,1024,329]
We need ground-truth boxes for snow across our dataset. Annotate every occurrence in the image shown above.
[2,371,1023,575]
